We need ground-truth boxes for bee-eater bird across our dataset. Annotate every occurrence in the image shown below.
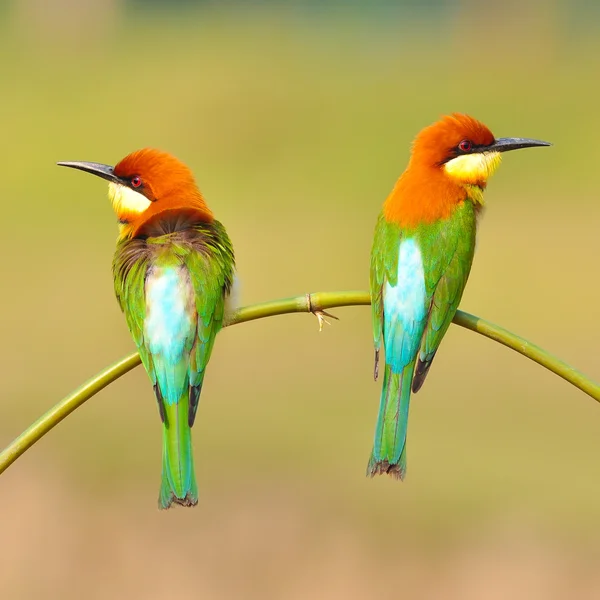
[369,113,550,479]
[58,149,235,509]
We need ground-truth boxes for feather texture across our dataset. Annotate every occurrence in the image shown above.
[369,201,476,478]
[113,219,234,508]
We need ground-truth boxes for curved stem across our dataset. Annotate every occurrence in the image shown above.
[0,291,598,475]
[452,311,600,401]
[0,354,141,475]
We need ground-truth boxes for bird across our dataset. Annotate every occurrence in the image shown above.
[58,149,235,509]
[368,113,550,479]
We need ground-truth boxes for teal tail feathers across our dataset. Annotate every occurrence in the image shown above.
[159,391,198,509]
[367,362,415,480]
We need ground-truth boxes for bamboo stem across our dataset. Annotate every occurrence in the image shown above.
[1,291,597,475]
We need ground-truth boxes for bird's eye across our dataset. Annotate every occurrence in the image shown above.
[458,140,473,153]
[131,176,142,188]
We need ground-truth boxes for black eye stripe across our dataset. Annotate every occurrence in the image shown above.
[438,142,491,165]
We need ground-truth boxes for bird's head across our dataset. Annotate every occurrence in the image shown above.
[412,113,551,191]
[58,148,212,238]
[384,114,551,226]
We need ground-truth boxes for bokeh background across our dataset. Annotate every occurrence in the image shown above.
[1,1,600,598]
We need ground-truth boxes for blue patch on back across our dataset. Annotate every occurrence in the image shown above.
[383,238,427,372]
[145,267,195,404]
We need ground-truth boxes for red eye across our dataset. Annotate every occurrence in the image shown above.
[458,140,472,152]
[131,176,142,188]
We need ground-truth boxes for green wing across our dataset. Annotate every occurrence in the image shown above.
[186,220,235,425]
[370,213,402,378]
[412,202,477,392]
[112,237,156,386]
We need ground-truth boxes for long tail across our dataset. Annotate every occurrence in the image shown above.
[159,389,198,509]
[367,361,415,480]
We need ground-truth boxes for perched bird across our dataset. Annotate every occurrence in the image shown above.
[58,149,235,508]
[369,114,550,479]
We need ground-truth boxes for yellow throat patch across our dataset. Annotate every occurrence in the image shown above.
[443,151,502,185]
[108,182,151,216]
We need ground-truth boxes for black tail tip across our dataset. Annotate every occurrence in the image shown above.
[366,458,406,481]
[158,492,198,510]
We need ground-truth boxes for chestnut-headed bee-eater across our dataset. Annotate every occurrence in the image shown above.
[58,149,235,509]
[369,114,550,479]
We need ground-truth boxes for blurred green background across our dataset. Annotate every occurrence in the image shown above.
[1,0,600,598]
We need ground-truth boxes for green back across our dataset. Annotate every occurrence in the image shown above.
[370,201,477,384]
[112,219,235,419]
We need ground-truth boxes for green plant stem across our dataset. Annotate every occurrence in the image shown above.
[452,311,600,401]
[1,291,598,475]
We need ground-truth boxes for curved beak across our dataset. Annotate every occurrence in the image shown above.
[57,161,123,184]
[489,137,552,153]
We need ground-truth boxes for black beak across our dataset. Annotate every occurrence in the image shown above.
[57,161,123,184]
[488,137,552,153]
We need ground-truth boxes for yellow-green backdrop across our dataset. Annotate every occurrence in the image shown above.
[1,1,599,598]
